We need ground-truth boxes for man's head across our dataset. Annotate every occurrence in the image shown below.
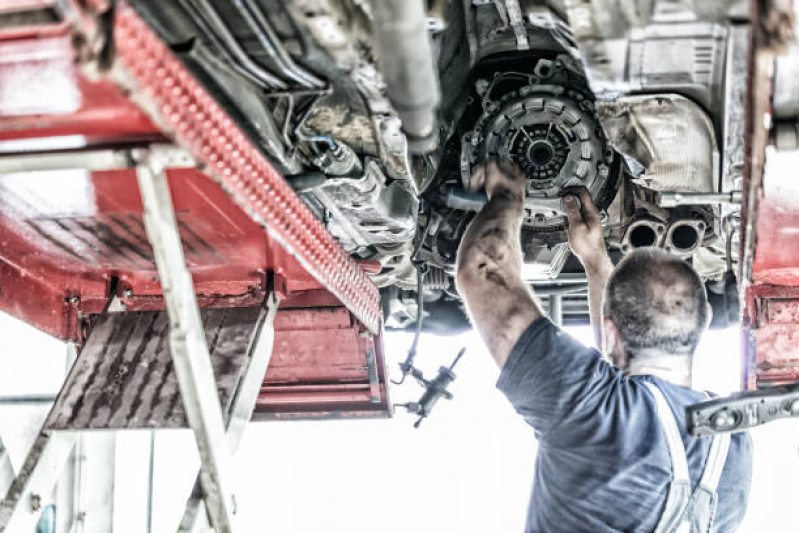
[603,249,710,374]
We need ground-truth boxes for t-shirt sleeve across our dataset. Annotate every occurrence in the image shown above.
[496,317,620,438]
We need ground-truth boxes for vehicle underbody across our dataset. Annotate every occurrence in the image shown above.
[115,0,747,332]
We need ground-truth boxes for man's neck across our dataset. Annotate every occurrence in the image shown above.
[623,350,693,388]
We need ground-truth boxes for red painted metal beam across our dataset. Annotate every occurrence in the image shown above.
[0,33,160,142]
[111,3,381,333]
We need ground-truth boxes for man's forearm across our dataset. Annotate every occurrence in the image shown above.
[457,190,542,367]
[459,190,524,265]
[584,254,613,350]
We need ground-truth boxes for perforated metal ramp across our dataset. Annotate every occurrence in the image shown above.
[46,308,263,431]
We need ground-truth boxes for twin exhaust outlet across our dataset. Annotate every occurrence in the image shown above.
[621,218,707,255]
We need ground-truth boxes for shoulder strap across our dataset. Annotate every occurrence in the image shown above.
[698,431,731,492]
[644,382,690,483]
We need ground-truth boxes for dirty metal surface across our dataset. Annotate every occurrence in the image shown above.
[747,289,799,387]
[112,3,381,333]
[255,295,390,420]
[0,165,321,340]
[46,308,261,430]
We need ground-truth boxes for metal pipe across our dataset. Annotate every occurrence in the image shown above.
[181,0,288,90]
[0,395,57,405]
[621,218,665,253]
[235,0,324,88]
[549,294,563,326]
[370,0,440,153]
[136,150,239,531]
[0,149,130,174]
[657,191,742,207]
[664,220,706,254]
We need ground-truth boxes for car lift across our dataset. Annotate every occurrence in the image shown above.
[0,2,389,531]
[0,145,279,532]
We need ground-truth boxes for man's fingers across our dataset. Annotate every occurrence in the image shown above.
[497,157,524,180]
[563,195,583,229]
[470,164,486,191]
[577,188,601,225]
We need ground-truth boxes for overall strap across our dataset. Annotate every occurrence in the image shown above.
[697,431,731,493]
[645,382,690,482]
[682,430,732,533]
[645,382,692,533]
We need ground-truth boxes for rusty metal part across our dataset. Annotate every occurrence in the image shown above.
[620,217,665,253]
[112,4,380,333]
[663,219,706,255]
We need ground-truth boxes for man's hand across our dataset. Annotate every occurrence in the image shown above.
[563,188,609,271]
[470,159,526,201]
[563,187,612,349]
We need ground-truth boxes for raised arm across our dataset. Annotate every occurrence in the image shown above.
[455,161,543,368]
[562,188,613,350]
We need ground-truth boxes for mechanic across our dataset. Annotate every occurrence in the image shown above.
[455,160,752,532]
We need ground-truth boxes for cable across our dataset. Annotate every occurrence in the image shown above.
[391,264,427,385]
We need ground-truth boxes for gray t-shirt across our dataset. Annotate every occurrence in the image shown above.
[497,318,752,533]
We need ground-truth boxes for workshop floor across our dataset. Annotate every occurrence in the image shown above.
[0,313,796,532]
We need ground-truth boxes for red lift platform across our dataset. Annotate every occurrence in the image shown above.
[0,3,390,530]
[0,3,389,420]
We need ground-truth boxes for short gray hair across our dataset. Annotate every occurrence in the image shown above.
[604,249,709,357]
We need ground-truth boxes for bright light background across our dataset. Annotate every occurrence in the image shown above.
[1,312,798,532]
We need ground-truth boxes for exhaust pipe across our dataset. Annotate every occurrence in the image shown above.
[370,0,440,154]
[621,218,666,253]
[664,220,706,254]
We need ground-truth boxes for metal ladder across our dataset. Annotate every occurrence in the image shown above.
[0,148,277,533]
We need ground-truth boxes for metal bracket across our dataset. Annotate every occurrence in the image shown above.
[687,384,799,436]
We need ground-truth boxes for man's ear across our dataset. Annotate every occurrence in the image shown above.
[602,318,617,351]
[603,318,625,367]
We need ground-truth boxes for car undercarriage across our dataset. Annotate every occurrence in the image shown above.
[123,0,746,331]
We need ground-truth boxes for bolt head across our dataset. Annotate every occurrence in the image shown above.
[711,409,736,430]
[30,494,41,512]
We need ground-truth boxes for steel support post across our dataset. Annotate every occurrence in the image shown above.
[0,344,79,532]
[136,149,238,532]
[0,432,76,532]
[178,292,280,532]
[549,295,563,327]
[0,437,13,502]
